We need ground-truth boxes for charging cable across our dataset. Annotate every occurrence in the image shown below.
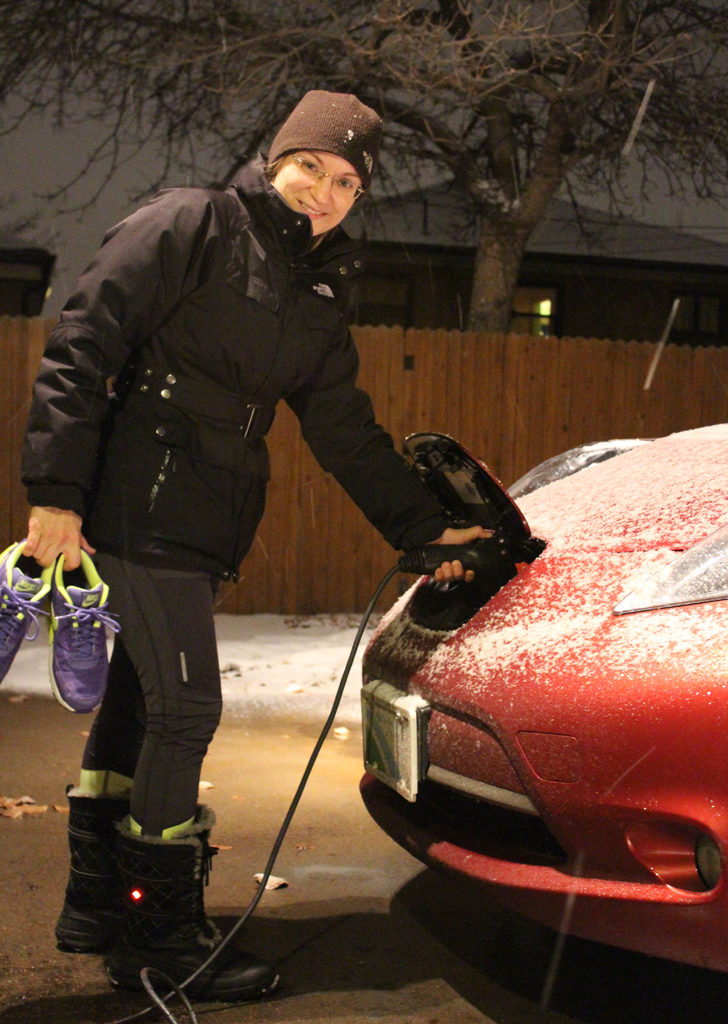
[108,535,503,1022]
[107,538,499,1024]
[107,563,401,1024]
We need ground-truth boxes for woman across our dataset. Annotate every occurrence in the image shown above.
[21,91,486,1000]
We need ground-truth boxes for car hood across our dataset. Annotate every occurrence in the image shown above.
[365,424,728,717]
[518,424,728,556]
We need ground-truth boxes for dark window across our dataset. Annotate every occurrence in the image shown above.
[672,293,725,344]
[352,274,412,326]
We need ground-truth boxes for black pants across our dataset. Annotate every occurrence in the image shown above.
[81,555,223,835]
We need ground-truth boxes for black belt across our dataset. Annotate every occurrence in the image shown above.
[137,369,274,439]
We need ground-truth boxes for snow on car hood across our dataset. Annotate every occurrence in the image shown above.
[517,424,728,555]
[368,425,728,720]
[423,547,728,715]
[387,426,728,723]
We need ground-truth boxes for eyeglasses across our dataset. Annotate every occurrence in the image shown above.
[291,154,364,200]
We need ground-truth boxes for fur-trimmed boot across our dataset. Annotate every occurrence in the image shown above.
[56,788,130,952]
[106,806,279,1001]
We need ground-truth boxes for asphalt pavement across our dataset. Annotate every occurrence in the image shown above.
[2,693,728,1024]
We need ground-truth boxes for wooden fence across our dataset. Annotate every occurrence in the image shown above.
[4,316,728,613]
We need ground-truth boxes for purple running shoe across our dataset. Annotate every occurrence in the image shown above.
[0,541,52,684]
[50,551,120,713]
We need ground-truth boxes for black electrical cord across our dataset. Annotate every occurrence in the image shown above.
[106,563,400,1024]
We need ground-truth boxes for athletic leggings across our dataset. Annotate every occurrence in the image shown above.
[81,554,223,835]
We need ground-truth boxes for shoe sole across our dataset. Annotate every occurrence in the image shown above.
[107,962,280,1002]
[57,935,114,954]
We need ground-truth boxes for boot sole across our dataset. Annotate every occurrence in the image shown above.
[107,958,280,1002]
[58,936,114,953]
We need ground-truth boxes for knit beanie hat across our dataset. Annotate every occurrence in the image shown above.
[268,91,382,189]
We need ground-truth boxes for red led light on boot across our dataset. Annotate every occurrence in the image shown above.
[129,887,144,902]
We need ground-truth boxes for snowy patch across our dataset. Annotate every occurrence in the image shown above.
[1,613,378,724]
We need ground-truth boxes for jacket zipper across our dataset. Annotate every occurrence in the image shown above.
[146,449,174,512]
[225,263,294,580]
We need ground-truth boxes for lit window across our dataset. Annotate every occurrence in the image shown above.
[510,286,558,337]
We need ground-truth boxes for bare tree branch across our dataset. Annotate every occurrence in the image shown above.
[1,0,727,328]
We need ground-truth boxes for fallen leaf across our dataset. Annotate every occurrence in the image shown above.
[22,804,48,815]
[198,780,214,790]
[1,806,24,819]
[1,795,37,808]
[1,794,49,818]
[253,873,288,890]
[333,727,350,740]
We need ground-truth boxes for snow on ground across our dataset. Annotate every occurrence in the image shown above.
[2,613,379,724]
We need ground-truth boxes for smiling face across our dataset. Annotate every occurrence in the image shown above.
[271,150,362,236]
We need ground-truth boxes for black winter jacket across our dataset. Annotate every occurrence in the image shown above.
[22,158,449,579]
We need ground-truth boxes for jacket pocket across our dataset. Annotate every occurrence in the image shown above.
[189,418,270,479]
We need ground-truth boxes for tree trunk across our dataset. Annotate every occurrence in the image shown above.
[467,111,575,333]
[466,222,529,333]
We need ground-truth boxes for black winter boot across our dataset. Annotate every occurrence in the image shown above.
[56,788,130,952]
[106,806,279,1001]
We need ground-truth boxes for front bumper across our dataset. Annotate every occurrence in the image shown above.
[360,774,728,972]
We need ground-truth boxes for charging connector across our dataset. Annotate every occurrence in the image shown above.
[398,536,509,575]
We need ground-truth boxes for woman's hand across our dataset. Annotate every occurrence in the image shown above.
[22,507,96,569]
[427,524,492,583]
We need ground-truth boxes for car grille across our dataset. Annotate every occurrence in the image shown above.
[417,777,567,867]
[426,764,537,815]
[421,707,567,865]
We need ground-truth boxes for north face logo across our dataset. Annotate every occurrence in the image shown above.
[313,283,335,299]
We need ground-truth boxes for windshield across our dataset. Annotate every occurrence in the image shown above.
[509,440,649,499]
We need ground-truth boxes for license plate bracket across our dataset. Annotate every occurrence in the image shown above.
[361,680,430,801]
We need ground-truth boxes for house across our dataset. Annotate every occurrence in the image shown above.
[0,241,56,316]
[346,184,728,344]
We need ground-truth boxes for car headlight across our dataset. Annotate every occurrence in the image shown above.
[614,522,728,614]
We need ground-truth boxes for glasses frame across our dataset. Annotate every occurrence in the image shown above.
[291,153,365,200]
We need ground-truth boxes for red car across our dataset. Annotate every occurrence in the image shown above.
[360,426,728,972]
